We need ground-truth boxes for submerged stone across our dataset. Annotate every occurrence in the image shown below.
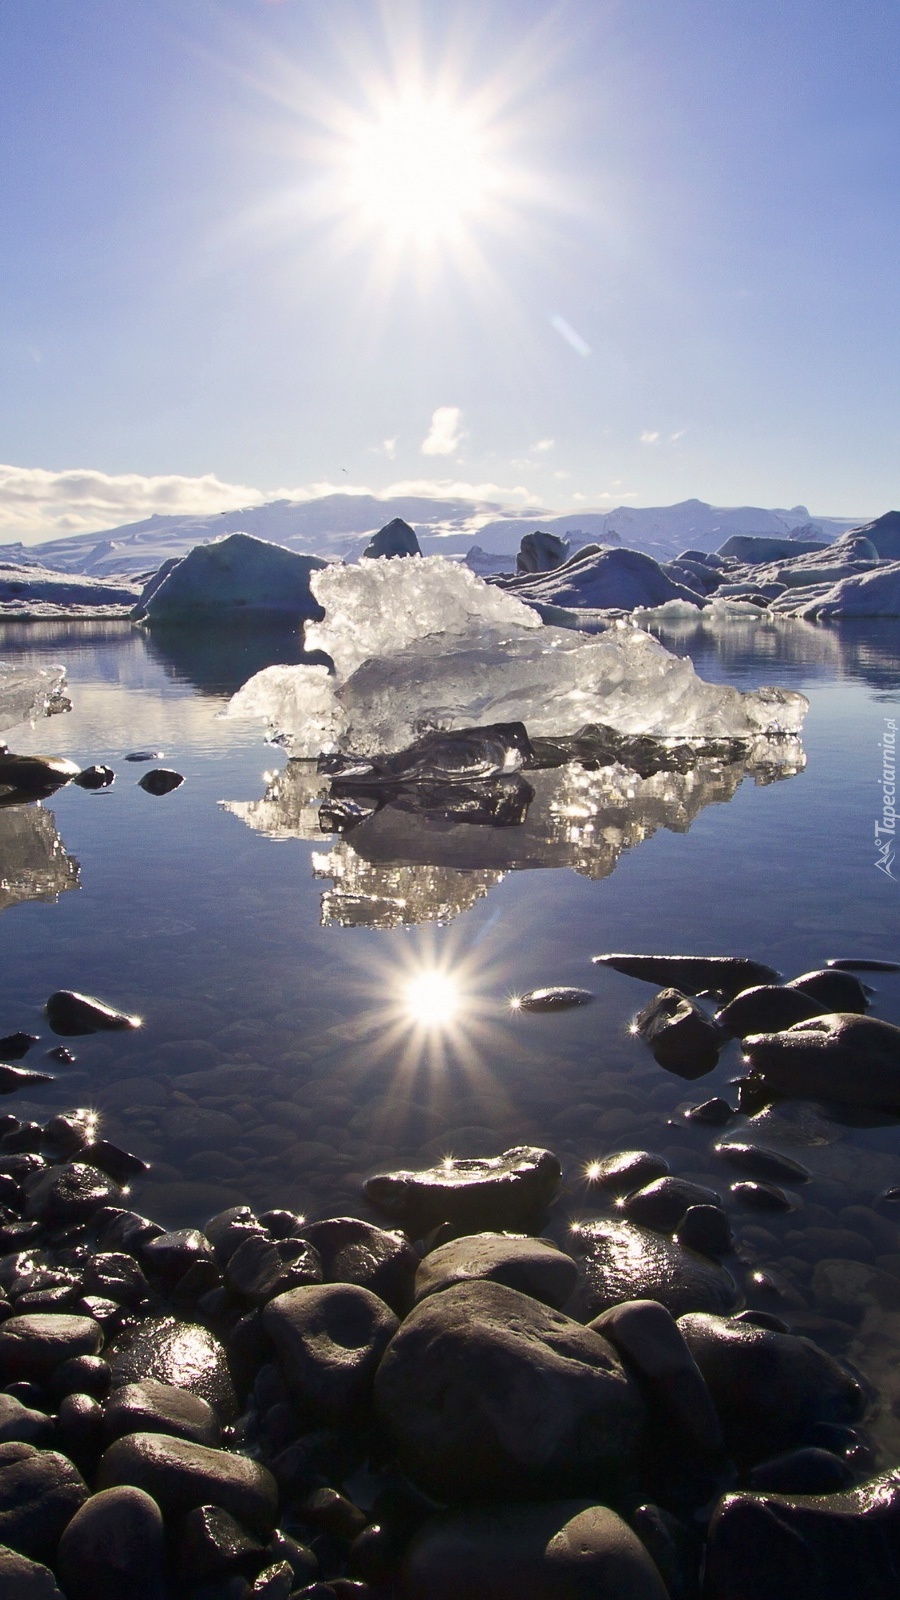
[515,987,593,1012]
[364,1146,562,1237]
[621,1177,723,1234]
[585,1150,670,1196]
[713,1142,810,1183]
[0,1064,54,1094]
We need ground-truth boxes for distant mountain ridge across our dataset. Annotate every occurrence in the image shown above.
[0,492,862,579]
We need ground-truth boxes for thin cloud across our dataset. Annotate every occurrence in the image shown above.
[0,463,265,543]
[532,438,555,452]
[421,406,465,457]
[640,431,660,444]
[383,438,397,459]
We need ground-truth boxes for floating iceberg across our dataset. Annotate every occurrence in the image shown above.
[227,557,808,756]
[0,662,70,733]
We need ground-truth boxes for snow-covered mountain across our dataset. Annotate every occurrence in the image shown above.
[0,493,861,579]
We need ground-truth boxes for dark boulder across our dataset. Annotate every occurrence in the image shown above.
[97,1433,278,1536]
[299,1217,417,1314]
[0,1442,88,1561]
[45,992,140,1037]
[592,953,780,998]
[569,1219,738,1320]
[55,1485,166,1600]
[622,1177,722,1234]
[107,1317,236,1420]
[364,1146,562,1237]
[413,1232,579,1310]
[716,984,826,1036]
[742,1014,900,1110]
[263,1283,398,1425]
[634,989,723,1077]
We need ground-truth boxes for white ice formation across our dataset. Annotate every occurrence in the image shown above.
[227,557,809,757]
[0,663,69,733]
[135,533,328,622]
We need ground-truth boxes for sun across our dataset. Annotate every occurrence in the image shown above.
[403,969,462,1028]
[338,92,495,249]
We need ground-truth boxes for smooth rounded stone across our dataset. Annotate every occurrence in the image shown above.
[677,1313,866,1462]
[179,1503,267,1580]
[0,1066,54,1094]
[593,953,780,997]
[748,1446,854,1495]
[124,750,163,762]
[104,1379,221,1447]
[299,1218,417,1313]
[225,1233,321,1304]
[514,987,593,1012]
[137,767,184,795]
[97,1433,278,1535]
[786,969,871,1012]
[713,1141,810,1184]
[742,1014,900,1109]
[684,1097,734,1126]
[82,1252,149,1308]
[811,1258,900,1315]
[0,1546,64,1598]
[364,1146,562,1238]
[0,755,80,795]
[704,1469,900,1600]
[0,1396,53,1448]
[95,1208,165,1253]
[398,1500,670,1600]
[252,1564,294,1598]
[374,1280,645,1502]
[45,1048,74,1065]
[569,1219,738,1320]
[82,1140,150,1184]
[413,1232,579,1310]
[24,1164,120,1226]
[263,1283,398,1425]
[676,1204,733,1258]
[827,957,900,972]
[732,1309,791,1333]
[56,1485,165,1600]
[0,1315,103,1381]
[0,1442,89,1560]
[72,764,115,790]
[585,1149,670,1196]
[142,1228,215,1283]
[42,1114,90,1156]
[590,1298,723,1460]
[107,1317,237,1420]
[622,1177,722,1234]
[716,984,826,1037]
[205,1207,267,1266]
[45,991,141,1037]
[634,989,723,1077]
[730,1179,793,1211]
[301,1485,367,1539]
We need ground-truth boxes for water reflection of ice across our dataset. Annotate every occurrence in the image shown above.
[0,803,80,915]
[222,738,806,927]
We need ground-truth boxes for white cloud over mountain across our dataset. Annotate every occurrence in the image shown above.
[421,406,465,456]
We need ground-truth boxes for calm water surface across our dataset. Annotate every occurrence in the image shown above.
[2,613,900,1454]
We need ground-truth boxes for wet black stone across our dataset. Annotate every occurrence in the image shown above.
[0,1033,39,1060]
[225,1233,322,1304]
[585,1149,670,1196]
[705,1469,900,1600]
[0,755,80,796]
[0,1393,54,1447]
[45,1048,75,1065]
[0,1441,89,1561]
[635,989,723,1077]
[41,1116,90,1156]
[716,985,826,1037]
[98,1433,278,1536]
[0,1544,65,1596]
[714,1141,810,1184]
[142,1228,215,1283]
[301,1486,368,1541]
[205,1207,266,1267]
[413,1232,579,1310]
[55,1393,104,1467]
[179,1503,267,1581]
[515,986,593,1012]
[730,1180,793,1211]
[138,768,184,795]
[787,969,871,1012]
[365,1146,562,1237]
[742,1014,900,1110]
[108,1315,236,1419]
[48,1355,111,1402]
[81,1140,149,1184]
[676,1204,733,1258]
[826,958,900,972]
[732,1309,791,1333]
[94,1209,164,1255]
[124,751,163,762]
[570,1219,739,1320]
[72,764,115,790]
[684,1098,734,1126]
[104,1378,221,1446]
[45,992,140,1037]
[264,1283,398,1426]
[56,1484,167,1600]
[299,1218,417,1314]
[0,1315,103,1382]
[622,1177,722,1234]
[82,1252,149,1308]
[25,1164,120,1226]
[592,953,780,998]
[2,1123,43,1153]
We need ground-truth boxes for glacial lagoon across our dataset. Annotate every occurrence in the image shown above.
[2,613,900,1461]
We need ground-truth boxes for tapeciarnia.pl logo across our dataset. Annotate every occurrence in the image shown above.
[875,717,897,879]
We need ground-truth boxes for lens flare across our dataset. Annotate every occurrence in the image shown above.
[404,969,461,1027]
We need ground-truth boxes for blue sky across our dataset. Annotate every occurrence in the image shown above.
[1,0,898,541]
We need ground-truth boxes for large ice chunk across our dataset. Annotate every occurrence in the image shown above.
[0,662,69,732]
[135,533,328,622]
[227,557,808,756]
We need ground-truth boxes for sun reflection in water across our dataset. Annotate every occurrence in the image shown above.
[403,970,462,1029]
